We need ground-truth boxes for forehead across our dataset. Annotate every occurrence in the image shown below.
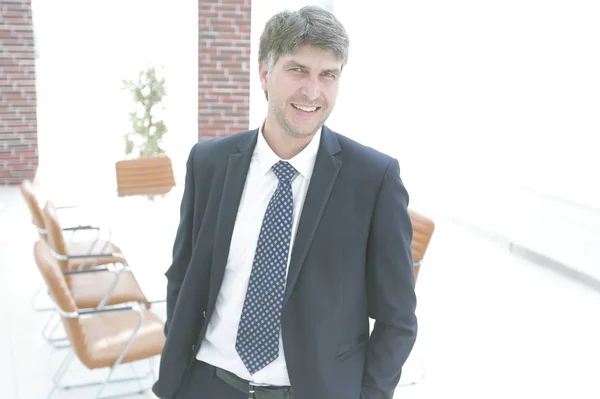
[276,45,342,70]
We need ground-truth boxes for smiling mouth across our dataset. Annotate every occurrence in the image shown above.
[291,103,321,113]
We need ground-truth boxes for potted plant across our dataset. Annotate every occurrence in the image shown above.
[116,66,175,197]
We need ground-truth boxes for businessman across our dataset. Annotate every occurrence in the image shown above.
[152,6,417,399]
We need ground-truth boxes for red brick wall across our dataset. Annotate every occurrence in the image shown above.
[0,0,38,185]
[199,0,251,141]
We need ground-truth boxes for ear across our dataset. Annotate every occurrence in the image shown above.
[259,62,269,92]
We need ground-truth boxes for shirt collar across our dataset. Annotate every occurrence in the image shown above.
[255,124,322,179]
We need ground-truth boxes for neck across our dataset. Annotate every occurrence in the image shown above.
[262,118,315,160]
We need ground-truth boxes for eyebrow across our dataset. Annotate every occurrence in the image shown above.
[322,68,341,76]
[282,61,341,76]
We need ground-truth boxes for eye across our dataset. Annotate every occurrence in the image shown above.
[290,67,303,73]
[321,71,336,79]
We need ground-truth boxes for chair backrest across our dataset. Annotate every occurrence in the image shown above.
[33,239,87,361]
[19,179,47,239]
[408,209,435,281]
[41,200,70,271]
[115,155,176,197]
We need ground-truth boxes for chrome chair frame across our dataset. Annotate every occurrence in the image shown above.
[47,301,157,399]
[42,253,130,349]
[30,204,112,313]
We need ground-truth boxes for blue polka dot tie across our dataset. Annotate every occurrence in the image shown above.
[235,161,297,375]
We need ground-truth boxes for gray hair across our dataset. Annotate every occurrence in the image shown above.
[259,6,350,72]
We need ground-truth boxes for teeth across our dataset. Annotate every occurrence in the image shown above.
[292,104,318,112]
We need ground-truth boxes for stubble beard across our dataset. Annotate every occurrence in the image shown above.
[271,100,330,139]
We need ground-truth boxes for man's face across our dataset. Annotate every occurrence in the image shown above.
[260,45,342,139]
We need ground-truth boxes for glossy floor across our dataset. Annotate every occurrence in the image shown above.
[1,186,599,398]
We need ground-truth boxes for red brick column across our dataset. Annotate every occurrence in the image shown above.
[0,0,38,185]
[199,0,251,141]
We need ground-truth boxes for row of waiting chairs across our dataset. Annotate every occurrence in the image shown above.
[20,180,166,398]
[20,179,436,397]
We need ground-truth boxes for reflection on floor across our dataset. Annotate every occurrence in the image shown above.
[1,186,599,398]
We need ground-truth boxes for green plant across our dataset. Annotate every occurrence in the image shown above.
[122,66,167,157]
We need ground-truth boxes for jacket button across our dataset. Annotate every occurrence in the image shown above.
[191,344,196,352]
[203,310,206,318]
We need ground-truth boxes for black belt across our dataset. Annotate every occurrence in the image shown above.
[214,367,293,399]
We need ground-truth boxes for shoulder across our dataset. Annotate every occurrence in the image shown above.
[187,129,257,166]
[326,128,408,204]
[326,126,398,175]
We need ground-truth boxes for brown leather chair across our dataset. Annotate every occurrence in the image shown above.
[115,155,176,197]
[41,200,150,349]
[20,179,121,270]
[398,209,435,388]
[42,200,125,271]
[42,200,150,307]
[408,209,435,281]
[34,239,165,398]
[20,179,51,240]
[21,180,129,319]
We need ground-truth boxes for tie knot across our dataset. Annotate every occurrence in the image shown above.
[272,161,296,183]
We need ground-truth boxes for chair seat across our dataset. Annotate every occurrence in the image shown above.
[78,309,165,369]
[67,270,147,309]
[66,240,124,270]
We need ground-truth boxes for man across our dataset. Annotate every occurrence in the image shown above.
[152,6,417,399]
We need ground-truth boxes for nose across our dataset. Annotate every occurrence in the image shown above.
[300,76,321,102]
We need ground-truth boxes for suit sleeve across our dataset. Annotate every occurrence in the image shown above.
[163,144,197,336]
[361,158,417,399]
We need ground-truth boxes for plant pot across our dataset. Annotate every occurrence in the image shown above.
[115,155,175,197]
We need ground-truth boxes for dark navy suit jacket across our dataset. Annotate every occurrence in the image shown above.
[152,126,417,399]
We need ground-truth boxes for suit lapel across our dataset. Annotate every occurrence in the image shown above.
[207,130,258,310]
[284,126,342,304]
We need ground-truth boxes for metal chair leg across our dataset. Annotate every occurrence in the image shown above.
[398,356,427,386]
[47,305,153,398]
[49,351,155,398]
[48,350,75,398]
[41,310,70,349]
[31,282,55,312]
[96,308,145,398]
[128,362,146,395]
[148,356,157,381]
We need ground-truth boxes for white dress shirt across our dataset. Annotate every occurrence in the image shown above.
[196,125,321,386]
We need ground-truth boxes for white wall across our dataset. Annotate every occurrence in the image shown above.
[250,1,600,211]
[335,0,600,210]
[33,0,599,213]
[247,1,600,278]
[32,0,198,200]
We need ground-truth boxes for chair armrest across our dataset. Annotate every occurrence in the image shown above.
[56,205,77,210]
[63,263,128,275]
[65,252,125,261]
[56,301,144,318]
[63,265,111,275]
[66,224,108,245]
[62,225,98,232]
[78,305,132,316]
[78,301,142,316]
